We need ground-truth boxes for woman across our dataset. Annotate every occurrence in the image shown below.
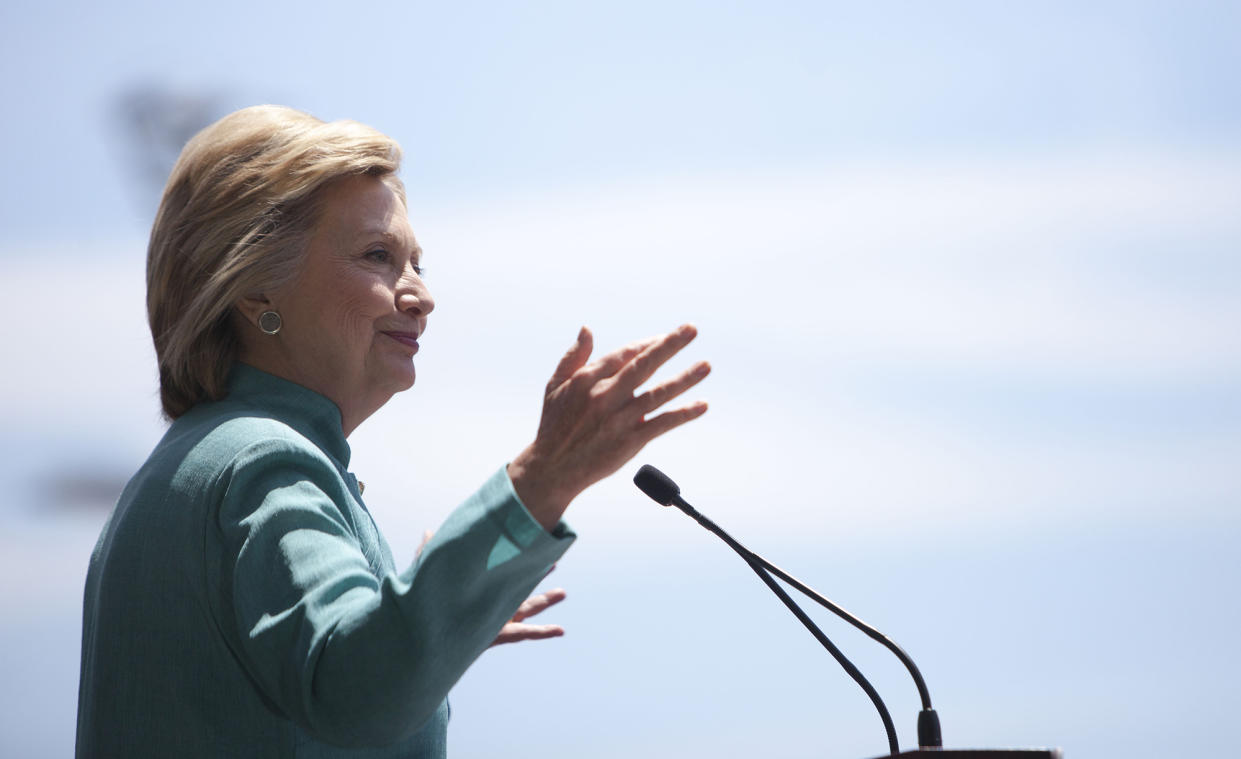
[76,105,709,758]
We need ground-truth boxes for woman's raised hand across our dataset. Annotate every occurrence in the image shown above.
[507,324,710,530]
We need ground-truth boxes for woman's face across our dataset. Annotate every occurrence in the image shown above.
[269,174,434,433]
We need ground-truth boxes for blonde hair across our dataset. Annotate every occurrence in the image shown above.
[147,105,405,419]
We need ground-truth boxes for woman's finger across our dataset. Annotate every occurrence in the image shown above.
[612,324,698,395]
[511,588,567,622]
[578,335,661,383]
[492,623,565,646]
[637,400,710,444]
[416,530,434,557]
[546,326,594,391]
[633,360,711,416]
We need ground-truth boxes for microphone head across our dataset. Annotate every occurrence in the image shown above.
[633,464,681,506]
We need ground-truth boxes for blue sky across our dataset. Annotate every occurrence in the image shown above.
[3,0,1240,242]
[1,2,1239,757]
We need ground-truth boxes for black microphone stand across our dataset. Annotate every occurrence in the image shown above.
[739,552,942,749]
[635,465,1062,759]
[675,492,944,751]
[654,481,923,755]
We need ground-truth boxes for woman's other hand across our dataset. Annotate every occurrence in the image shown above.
[508,324,710,530]
[419,533,568,646]
[490,588,568,646]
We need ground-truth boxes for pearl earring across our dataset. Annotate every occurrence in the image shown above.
[258,311,283,335]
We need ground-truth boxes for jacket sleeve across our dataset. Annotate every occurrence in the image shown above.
[207,436,574,748]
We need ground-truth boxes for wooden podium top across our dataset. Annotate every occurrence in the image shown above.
[875,750,1062,759]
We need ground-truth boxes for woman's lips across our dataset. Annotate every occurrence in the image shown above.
[381,331,420,351]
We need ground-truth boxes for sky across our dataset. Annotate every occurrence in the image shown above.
[1,2,1239,757]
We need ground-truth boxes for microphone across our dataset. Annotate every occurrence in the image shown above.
[633,464,681,506]
[633,464,942,755]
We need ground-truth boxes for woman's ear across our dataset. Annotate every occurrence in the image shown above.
[234,293,274,330]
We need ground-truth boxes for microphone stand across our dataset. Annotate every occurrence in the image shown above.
[740,552,942,748]
[635,464,1062,759]
[665,488,921,755]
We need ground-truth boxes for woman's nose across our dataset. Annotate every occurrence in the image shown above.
[397,267,435,317]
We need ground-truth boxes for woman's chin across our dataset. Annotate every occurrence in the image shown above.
[386,367,416,394]
[363,356,417,400]
[389,363,418,393]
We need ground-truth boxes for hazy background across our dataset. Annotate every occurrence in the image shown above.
[2,1,1239,757]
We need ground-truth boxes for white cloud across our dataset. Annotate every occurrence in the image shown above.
[414,148,1241,380]
[3,148,1238,549]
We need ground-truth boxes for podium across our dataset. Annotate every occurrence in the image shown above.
[873,751,1062,758]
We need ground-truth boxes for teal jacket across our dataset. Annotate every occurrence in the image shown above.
[77,364,574,757]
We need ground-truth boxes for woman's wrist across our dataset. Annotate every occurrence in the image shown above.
[507,448,573,532]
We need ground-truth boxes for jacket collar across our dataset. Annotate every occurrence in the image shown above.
[225,363,351,467]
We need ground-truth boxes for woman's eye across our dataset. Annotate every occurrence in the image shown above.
[365,249,391,264]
